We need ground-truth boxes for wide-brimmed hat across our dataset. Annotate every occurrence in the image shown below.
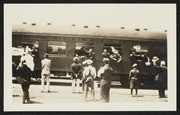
[73,57,79,61]
[132,63,137,68]
[103,58,110,62]
[152,56,159,60]
[160,61,165,66]
[86,59,93,65]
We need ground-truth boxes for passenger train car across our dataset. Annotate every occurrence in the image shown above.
[12,23,167,88]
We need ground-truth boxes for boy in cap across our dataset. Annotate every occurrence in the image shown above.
[70,57,83,93]
[129,63,140,96]
[83,59,96,101]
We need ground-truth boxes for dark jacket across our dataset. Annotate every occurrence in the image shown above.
[17,65,31,83]
[71,62,83,79]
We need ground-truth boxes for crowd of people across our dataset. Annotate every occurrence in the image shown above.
[13,45,167,104]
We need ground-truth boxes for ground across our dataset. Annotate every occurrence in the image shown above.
[12,83,168,104]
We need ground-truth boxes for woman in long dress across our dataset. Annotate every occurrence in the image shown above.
[97,58,113,103]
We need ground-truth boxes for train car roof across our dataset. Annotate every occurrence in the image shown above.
[12,24,167,40]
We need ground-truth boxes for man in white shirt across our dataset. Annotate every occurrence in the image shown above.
[41,53,51,93]
[83,59,96,101]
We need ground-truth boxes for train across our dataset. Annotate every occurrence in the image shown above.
[12,23,167,88]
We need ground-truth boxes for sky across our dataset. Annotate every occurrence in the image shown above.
[4,4,176,31]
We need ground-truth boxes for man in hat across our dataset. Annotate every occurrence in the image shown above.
[102,49,110,59]
[83,59,96,101]
[41,53,51,93]
[129,63,140,96]
[97,58,113,103]
[152,59,167,98]
[70,57,83,93]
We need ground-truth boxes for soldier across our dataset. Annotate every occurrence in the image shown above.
[129,63,140,96]
[41,53,51,93]
[70,57,83,93]
[97,58,113,103]
[83,59,96,101]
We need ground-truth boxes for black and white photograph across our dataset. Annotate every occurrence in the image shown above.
[4,4,176,111]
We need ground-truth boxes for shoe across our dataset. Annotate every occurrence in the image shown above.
[48,90,50,93]
[22,102,25,104]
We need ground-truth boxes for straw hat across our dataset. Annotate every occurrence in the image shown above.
[103,58,110,62]
[86,59,93,65]
[160,61,165,66]
[152,56,159,60]
[132,63,137,68]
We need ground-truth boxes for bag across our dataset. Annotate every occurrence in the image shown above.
[155,74,159,81]
[17,77,28,85]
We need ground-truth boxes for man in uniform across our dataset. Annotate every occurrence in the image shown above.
[97,58,113,103]
[129,63,140,96]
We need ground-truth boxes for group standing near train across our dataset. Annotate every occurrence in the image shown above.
[12,23,167,103]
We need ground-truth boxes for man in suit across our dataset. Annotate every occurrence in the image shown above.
[152,57,167,98]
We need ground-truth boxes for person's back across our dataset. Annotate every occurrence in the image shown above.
[71,63,82,75]
[41,58,51,74]
[129,68,139,79]
[100,65,113,82]
[17,64,31,82]
[41,54,51,93]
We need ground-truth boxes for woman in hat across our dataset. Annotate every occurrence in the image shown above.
[97,58,113,103]
[129,63,140,96]
[16,60,32,104]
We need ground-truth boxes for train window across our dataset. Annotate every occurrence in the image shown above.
[75,42,94,60]
[47,41,66,56]
[103,43,122,54]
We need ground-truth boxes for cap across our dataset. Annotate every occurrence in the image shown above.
[73,57,79,61]
[132,63,137,68]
